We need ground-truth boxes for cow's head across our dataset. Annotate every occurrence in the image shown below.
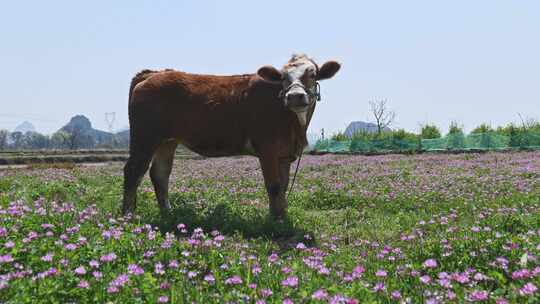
[257,54,341,127]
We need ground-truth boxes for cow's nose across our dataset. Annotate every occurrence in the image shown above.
[286,92,309,107]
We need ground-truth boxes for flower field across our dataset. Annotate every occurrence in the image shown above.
[0,152,539,303]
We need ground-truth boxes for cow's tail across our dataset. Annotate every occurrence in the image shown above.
[127,69,157,152]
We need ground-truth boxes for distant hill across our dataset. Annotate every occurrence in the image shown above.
[344,121,391,137]
[14,121,36,133]
[59,115,128,149]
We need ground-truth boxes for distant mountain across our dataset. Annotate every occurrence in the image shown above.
[59,115,128,149]
[344,121,391,137]
[14,121,36,133]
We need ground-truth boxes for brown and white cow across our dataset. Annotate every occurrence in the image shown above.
[122,54,341,218]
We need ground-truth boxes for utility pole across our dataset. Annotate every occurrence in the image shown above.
[105,112,117,148]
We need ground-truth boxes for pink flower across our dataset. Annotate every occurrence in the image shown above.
[77,279,89,289]
[519,282,537,296]
[495,298,509,304]
[420,275,431,284]
[268,253,279,263]
[89,260,99,268]
[74,266,87,275]
[375,269,387,277]
[296,242,306,249]
[512,269,531,280]
[204,274,215,284]
[260,288,273,297]
[225,275,242,285]
[100,252,117,262]
[423,259,438,268]
[391,290,401,299]
[373,282,385,292]
[352,265,365,277]
[158,296,169,303]
[41,253,54,262]
[0,254,14,264]
[281,276,298,288]
[311,289,328,300]
[470,290,489,302]
[128,264,144,276]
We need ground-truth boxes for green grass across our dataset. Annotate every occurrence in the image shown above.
[0,152,539,303]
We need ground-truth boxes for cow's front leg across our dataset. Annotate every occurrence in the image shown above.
[259,155,291,219]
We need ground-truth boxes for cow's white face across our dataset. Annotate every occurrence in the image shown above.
[257,54,341,127]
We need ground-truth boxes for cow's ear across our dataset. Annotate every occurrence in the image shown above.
[257,65,283,83]
[317,61,341,80]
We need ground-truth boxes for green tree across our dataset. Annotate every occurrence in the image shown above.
[0,130,8,150]
[420,124,441,139]
[447,121,465,149]
[51,131,70,149]
[470,123,493,134]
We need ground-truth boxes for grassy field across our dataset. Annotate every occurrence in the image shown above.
[0,152,539,303]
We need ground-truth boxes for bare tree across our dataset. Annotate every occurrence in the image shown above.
[517,113,538,130]
[369,99,396,135]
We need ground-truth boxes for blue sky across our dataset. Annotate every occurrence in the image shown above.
[1,1,539,135]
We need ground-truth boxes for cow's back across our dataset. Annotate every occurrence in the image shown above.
[129,70,263,157]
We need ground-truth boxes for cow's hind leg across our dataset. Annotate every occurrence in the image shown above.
[122,144,155,216]
[150,140,178,217]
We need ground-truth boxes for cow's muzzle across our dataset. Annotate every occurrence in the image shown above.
[279,82,321,108]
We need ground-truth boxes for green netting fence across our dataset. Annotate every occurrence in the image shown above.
[312,131,540,154]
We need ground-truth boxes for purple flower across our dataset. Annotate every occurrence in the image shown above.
[519,282,537,296]
[158,296,169,303]
[107,286,119,294]
[154,262,165,275]
[420,275,431,284]
[283,299,293,304]
[391,290,401,299]
[160,282,171,290]
[312,289,328,300]
[109,273,129,290]
[268,253,279,263]
[225,275,242,285]
[0,254,14,264]
[41,253,54,262]
[77,279,89,289]
[128,264,144,276]
[281,276,298,288]
[372,282,385,292]
[512,269,531,280]
[352,265,365,278]
[168,260,179,269]
[92,271,103,280]
[64,243,78,251]
[74,266,87,275]
[495,298,509,304]
[260,288,273,297]
[375,269,387,277]
[204,274,215,284]
[100,252,117,262]
[89,260,99,268]
[470,290,489,302]
[423,258,438,268]
[296,242,306,249]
